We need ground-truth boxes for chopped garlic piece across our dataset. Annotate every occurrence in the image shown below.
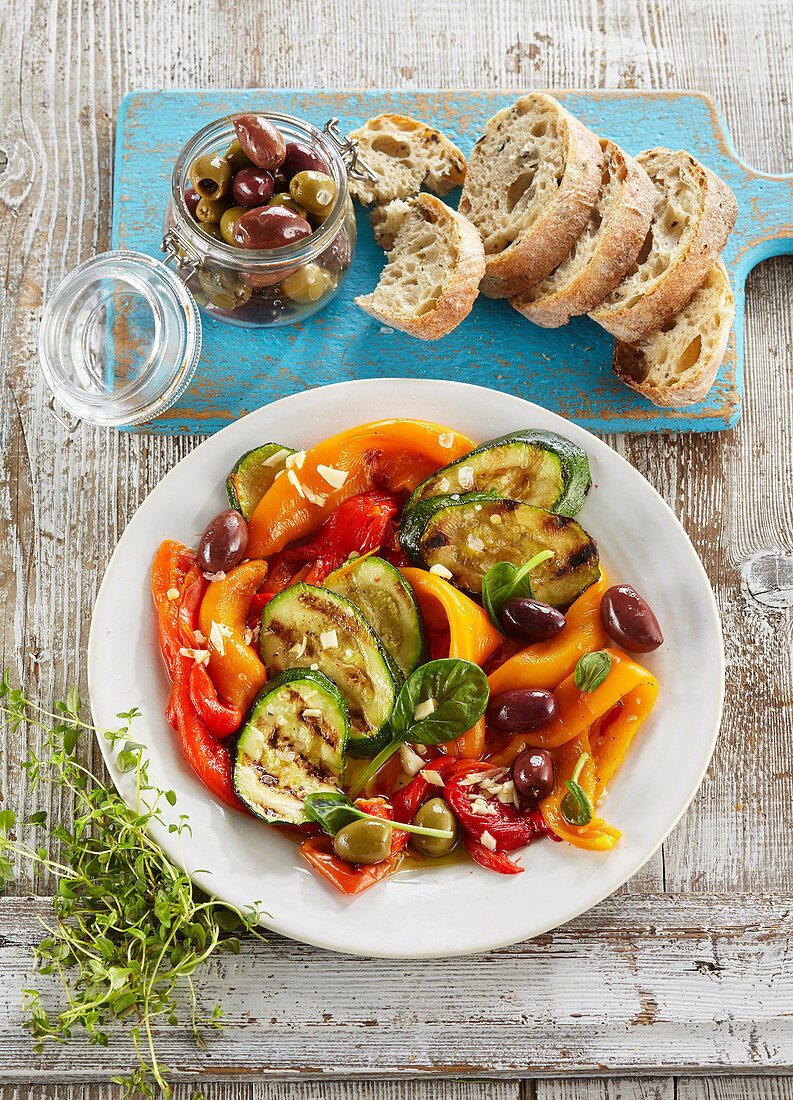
[310,662,319,670]
[439,432,454,449]
[413,698,436,722]
[438,477,450,492]
[263,447,291,467]
[429,563,453,580]
[399,744,425,776]
[302,708,323,719]
[167,587,180,600]
[285,450,306,470]
[203,570,226,582]
[467,534,485,552]
[458,465,475,490]
[287,469,306,498]
[179,647,210,666]
[209,621,226,656]
[193,630,206,644]
[316,464,349,490]
[481,830,497,851]
[420,768,445,787]
[242,627,254,647]
[320,629,338,649]
[289,636,308,659]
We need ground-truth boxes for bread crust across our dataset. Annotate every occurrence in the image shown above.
[611,260,735,407]
[459,94,604,299]
[354,194,485,340]
[510,140,656,327]
[590,149,738,342]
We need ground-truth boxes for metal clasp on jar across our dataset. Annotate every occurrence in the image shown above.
[323,118,377,182]
[160,227,203,281]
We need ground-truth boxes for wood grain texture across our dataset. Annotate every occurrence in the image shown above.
[1,0,792,1088]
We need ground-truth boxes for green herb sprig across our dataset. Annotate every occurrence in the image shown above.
[574,650,612,693]
[481,550,555,630]
[0,672,262,1098]
[304,791,453,839]
[560,752,593,827]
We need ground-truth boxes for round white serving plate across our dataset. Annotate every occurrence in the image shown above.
[88,379,724,959]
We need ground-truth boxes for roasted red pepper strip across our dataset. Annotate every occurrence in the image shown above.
[300,797,405,895]
[390,773,432,823]
[444,761,555,852]
[168,675,243,809]
[284,490,399,585]
[188,663,243,738]
[462,834,524,874]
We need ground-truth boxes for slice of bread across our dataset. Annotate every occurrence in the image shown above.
[354,193,485,340]
[611,260,735,407]
[348,114,467,207]
[589,148,738,342]
[458,93,604,299]
[509,140,655,327]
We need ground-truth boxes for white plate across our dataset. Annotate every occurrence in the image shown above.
[88,379,724,959]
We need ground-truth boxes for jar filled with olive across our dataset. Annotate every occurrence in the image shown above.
[162,112,363,328]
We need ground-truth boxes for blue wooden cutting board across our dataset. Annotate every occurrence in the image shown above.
[113,89,793,434]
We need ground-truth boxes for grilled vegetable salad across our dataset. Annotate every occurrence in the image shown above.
[152,419,661,896]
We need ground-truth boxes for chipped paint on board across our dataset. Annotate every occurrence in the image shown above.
[112,89,793,435]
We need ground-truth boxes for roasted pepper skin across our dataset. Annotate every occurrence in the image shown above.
[300,797,407,895]
[198,559,269,712]
[283,490,398,584]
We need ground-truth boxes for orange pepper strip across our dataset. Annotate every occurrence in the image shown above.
[400,567,502,758]
[247,419,474,558]
[487,576,608,697]
[540,732,623,851]
[198,560,269,713]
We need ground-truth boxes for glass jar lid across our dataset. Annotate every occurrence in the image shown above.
[39,250,202,428]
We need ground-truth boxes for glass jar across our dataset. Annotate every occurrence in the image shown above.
[163,113,357,329]
[38,115,373,426]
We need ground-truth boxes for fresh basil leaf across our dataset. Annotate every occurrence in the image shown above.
[389,657,489,746]
[303,792,361,836]
[574,650,612,693]
[481,550,554,630]
[560,780,592,826]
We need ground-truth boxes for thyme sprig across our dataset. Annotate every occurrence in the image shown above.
[0,671,263,1098]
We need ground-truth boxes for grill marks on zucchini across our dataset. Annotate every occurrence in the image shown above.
[259,583,398,757]
[233,669,348,825]
[400,493,600,608]
[406,429,592,518]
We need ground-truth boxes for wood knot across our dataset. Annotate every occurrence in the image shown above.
[741,552,793,611]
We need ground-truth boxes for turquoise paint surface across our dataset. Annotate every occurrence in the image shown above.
[113,89,793,435]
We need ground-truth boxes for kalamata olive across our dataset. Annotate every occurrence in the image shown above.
[232,206,312,250]
[232,166,275,207]
[184,186,201,217]
[197,509,249,573]
[233,114,286,171]
[189,153,233,200]
[271,170,289,192]
[512,748,555,802]
[409,797,458,857]
[333,819,392,864]
[600,585,663,653]
[488,689,559,733]
[318,235,351,274]
[500,597,566,642]
[283,140,329,178]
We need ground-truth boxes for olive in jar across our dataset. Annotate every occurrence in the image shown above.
[600,585,663,653]
[195,195,232,224]
[233,114,286,172]
[232,166,275,208]
[512,748,555,802]
[333,819,392,865]
[282,140,329,178]
[197,509,249,573]
[500,597,566,642]
[197,221,223,241]
[198,267,252,311]
[281,264,332,303]
[219,205,249,246]
[232,206,313,250]
[224,138,251,174]
[289,171,337,217]
[409,798,458,857]
[488,689,559,733]
[267,192,309,219]
[184,186,201,218]
[189,153,233,200]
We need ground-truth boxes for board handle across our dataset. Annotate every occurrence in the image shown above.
[726,157,793,280]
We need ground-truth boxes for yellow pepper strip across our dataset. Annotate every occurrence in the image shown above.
[198,559,269,712]
[487,575,608,697]
[248,419,474,558]
[540,732,623,851]
[401,567,503,758]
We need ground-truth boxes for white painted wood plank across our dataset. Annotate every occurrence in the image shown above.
[538,1081,674,1100]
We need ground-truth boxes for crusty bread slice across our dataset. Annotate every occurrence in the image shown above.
[611,260,735,407]
[509,140,655,327]
[589,148,738,342]
[458,93,604,299]
[354,193,485,341]
[348,114,467,207]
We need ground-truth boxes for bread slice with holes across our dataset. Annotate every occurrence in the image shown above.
[457,93,604,299]
[348,114,468,207]
[509,140,656,327]
[589,148,738,342]
[611,260,735,407]
[354,193,485,340]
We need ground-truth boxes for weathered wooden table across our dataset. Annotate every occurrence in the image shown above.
[2,0,792,1097]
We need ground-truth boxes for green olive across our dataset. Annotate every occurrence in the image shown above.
[289,171,337,217]
[224,138,251,174]
[267,192,309,219]
[281,263,332,304]
[409,798,458,857]
[189,153,233,200]
[332,819,392,865]
[195,195,232,224]
[219,205,248,246]
[198,267,252,311]
[197,221,223,241]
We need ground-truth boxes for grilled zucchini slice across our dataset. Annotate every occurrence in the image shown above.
[259,583,398,757]
[234,669,348,825]
[400,493,599,609]
[323,555,427,677]
[226,443,295,520]
[406,429,592,517]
